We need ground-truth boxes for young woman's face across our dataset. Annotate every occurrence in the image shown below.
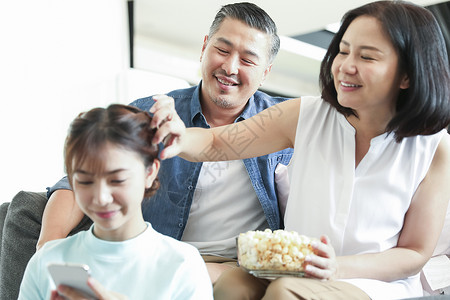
[72,142,159,241]
[331,16,409,117]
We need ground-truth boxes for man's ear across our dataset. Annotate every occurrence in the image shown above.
[200,35,208,62]
[260,64,273,87]
[145,159,160,189]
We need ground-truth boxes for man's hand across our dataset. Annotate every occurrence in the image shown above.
[149,95,186,160]
[50,278,128,300]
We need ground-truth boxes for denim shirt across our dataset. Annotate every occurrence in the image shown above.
[47,83,293,240]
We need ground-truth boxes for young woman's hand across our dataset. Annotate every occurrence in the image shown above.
[149,95,186,160]
[303,235,338,280]
[49,278,128,300]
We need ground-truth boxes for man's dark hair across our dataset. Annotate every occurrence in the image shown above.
[208,2,280,63]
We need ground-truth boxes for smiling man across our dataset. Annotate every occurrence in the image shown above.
[199,17,274,124]
[16,2,294,287]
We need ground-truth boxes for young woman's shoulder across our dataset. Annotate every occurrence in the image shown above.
[154,229,201,256]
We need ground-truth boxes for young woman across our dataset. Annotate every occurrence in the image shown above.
[150,1,450,299]
[18,104,213,300]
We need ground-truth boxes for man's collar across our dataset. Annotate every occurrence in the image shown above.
[239,94,256,121]
[190,83,203,123]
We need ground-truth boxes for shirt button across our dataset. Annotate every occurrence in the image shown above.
[178,223,183,228]
[188,186,193,190]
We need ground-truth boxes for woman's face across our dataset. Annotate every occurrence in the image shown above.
[331,15,409,117]
[72,142,159,241]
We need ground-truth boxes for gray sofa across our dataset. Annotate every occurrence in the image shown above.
[0,191,91,300]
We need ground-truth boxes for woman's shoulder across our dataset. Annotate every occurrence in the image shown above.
[431,130,450,164]
[41,232,85,252]
[157,233,198,254]
[147,224,200,255]
[408,129,449,152]
[298,95,331,110]
[27,232,86,272]
[296,95,342,126]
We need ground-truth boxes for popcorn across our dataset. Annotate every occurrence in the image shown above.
[237,229,317,271]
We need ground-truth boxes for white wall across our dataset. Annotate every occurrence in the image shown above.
[0,0,189,204]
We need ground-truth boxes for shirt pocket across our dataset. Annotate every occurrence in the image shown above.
[268,152,293,169]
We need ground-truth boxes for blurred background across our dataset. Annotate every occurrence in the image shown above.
[1,0,449,203]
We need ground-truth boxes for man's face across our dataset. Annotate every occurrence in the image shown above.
[200,18,273,110]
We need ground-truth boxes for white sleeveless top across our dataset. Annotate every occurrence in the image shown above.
[285,96,446,299]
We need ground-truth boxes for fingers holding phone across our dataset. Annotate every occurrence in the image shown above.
[50,285,93,300]
[48,263,128,300]
[48,263,97,299]
[53,279,128,300]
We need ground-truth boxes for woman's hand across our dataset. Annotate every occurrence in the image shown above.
[49,278,128,300]
[149,95,186,160]
[303,235,338,280]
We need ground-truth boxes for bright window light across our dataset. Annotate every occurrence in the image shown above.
[279,36,327,61]
[325,22,341,33]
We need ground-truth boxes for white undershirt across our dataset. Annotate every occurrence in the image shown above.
[181,160,269,258]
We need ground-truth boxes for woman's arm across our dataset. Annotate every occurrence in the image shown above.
[36,190,84,250]
[307,134,450,281]
[150,95,300,161]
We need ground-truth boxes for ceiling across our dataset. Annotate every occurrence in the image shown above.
[133,0,447,97]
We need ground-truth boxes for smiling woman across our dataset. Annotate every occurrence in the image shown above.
[64,105,160,241]
[18,104,213,300]
[331,16,409,109]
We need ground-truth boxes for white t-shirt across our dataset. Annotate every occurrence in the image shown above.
[18,223,213,300]
[182,160,269,258]
[286,96,445,300]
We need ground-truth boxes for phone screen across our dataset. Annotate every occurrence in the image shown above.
[47,263,97,299]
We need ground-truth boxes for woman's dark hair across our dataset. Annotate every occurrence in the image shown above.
[320,0,450,141]
[208,2,280,63]
[65,104,160,198]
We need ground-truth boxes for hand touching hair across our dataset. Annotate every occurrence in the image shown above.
[64,104,160,198]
